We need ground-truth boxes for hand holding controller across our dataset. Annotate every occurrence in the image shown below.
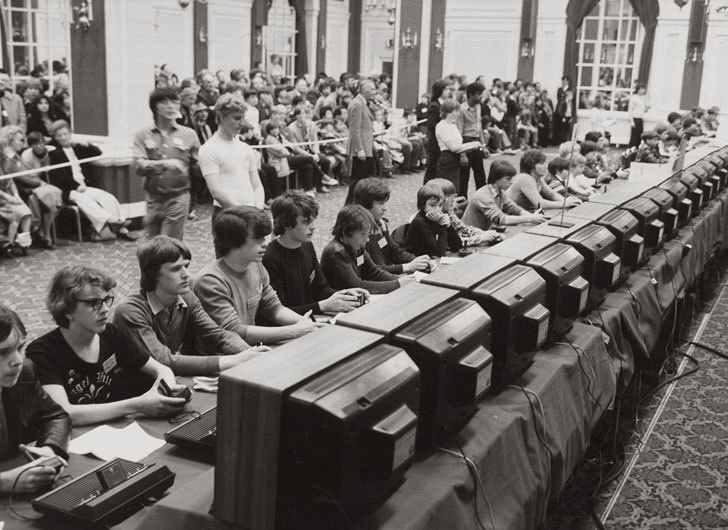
[159,379,192,402]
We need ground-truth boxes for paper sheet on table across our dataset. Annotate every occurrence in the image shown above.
[413,271,429,282]
[193,376,219,393]
[439,256,462,265]
[69,422,165,461]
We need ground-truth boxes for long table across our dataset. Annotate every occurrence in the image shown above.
[3,147,727,530]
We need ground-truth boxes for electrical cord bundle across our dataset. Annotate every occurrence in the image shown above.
[8,464,74,521]
[435,441,496,530]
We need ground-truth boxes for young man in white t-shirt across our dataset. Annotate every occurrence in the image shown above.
[198,94,265,219]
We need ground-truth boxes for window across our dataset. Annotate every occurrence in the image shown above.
[576,0,642,112]
[1,0,70,94]
[263,0,296,78]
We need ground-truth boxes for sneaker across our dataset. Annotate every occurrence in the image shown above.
[305,189,317,197]
[188,209,197,220]
[316,186,331,194]
[321,176,339,186]
[118,229,139,241]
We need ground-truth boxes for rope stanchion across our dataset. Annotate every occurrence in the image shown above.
[0,118,426,182]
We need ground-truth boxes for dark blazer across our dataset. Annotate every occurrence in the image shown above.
[425,100,442,153]
[1,359,71,460]
[48,141,102,203]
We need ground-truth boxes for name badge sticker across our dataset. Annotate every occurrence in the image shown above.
[378,236,387,248]
[172,137,184,147]
[356,255,364,267]
[309,269,316,283]
[102,354,118,373]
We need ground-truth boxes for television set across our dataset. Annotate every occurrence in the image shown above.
[691,165,716,201]
[679,173,706,213]
[525,243,589,340]
[525,214,592,241]
[594,209,644,278]
[658,179,693,226]
[214,326,420,530]
[469,265,550,388]
[335,283,494,447]
[718,167,728,189]
[641,188,680,239]
[564,225,621,307]
[480,232,556,261]
[703,158,723,192]
[619,197,665,255]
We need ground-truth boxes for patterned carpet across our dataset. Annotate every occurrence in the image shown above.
[545,253,728,530]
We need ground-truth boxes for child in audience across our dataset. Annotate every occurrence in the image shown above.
[0,304,71,493]
[429,178,501,246]
[565,153,595,199]
[544,156,569,194]
[404,182,463,257]
[321,204,413,294]
[194,206,319,344]
[352,178,432,273]
[27,265,188,426]
[635,131,669,164]
[263,190,368,315]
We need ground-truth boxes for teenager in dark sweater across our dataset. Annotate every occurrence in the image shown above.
[404,182,462,257]
[321,205,414,294]
[263,191,368,315]
[352,178,432,274]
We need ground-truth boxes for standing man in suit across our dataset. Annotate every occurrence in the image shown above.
[423,79,452,184]
[344,79,376,204]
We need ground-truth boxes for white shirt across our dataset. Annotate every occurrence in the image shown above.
[63,147,85,185]
[628,94,648,120]
[198,133,262,208]
[435,120,464,152]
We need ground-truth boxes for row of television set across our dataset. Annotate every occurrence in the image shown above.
[212,149,728,529]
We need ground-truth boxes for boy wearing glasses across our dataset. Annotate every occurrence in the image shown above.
[27,265,188,426]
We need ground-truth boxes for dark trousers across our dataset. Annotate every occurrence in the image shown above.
[345,156,374,204]
[458,137,486,198]
[436,150,461,191]
[629,118,644,148]
[288,155,323,190]
[260,164,282,202]
[423,145,440,183]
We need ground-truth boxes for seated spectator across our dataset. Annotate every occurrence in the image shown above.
[702,106,719,136]
[0,131,33,256]
[507,149,581,212]
[263,191,367,315]
[516,108,538,149]
[352,178,432,273]
[565,153,595,199]
[321,204,410,294]
[49,90,71,125]
[404,182,462,257]
[265,119,324,197]
[635,131,668,164]
[317,118,347,180]
[558,141,581,159]
[243,90,261,137]
[190,102,212,144]
[113,236,268,376]
[26,95,58,142]
[462,159,546,230]
[27,265,188,426]
[429,177,501,246]
[239,122,280,205]
[194,206,318,344]
[0,304,71,494]
[286,108,337,190]
[48,120,135,241]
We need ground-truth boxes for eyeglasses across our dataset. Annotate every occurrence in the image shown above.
[75,295,115,311]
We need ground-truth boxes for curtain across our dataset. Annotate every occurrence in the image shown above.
[0,6,9,75]
[288,0,308,75]
[629,0,659,87]
[562,0,600,88]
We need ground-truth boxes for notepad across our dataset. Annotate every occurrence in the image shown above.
[69,422,165,461]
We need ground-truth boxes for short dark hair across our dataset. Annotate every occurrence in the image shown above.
[264,121,280,136]
[353,178,390,209]
[243,89,258,100]
[682,117,697,129]
[332,204,375,241]
[270,190,319,236]
[584,131,602,142]
[26,131,45,146]
[487,159,517,183]
[547,157,570,176]
[580,140,599,156]
[213,206,272,257]
[0,304,25,344]
[47,266,116,328]
[466,82,485,98]
[431,79,450,101]
[416,182,445,211]
[137,235,192,292]
[149,87,179,118]
[519,149,547,174]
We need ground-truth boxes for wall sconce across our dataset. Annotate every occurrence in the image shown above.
[72,0,92,31]
[385,37,394,49]
[434,27,443,52]
[255,27,263,47]
[320,35,326,50]
[179,0,208,8]
[401,27,418,49]
[520,40,535,58]
[199,26,207,43]
[688,44,702,62]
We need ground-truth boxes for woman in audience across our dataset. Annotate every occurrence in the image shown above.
[26,95,58,142]
[0,131,33,257]
[27,265,188,426]
[0,304,71,494]
[435,100,481,192]
[50,90,71,125]
[48,120,135,241]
